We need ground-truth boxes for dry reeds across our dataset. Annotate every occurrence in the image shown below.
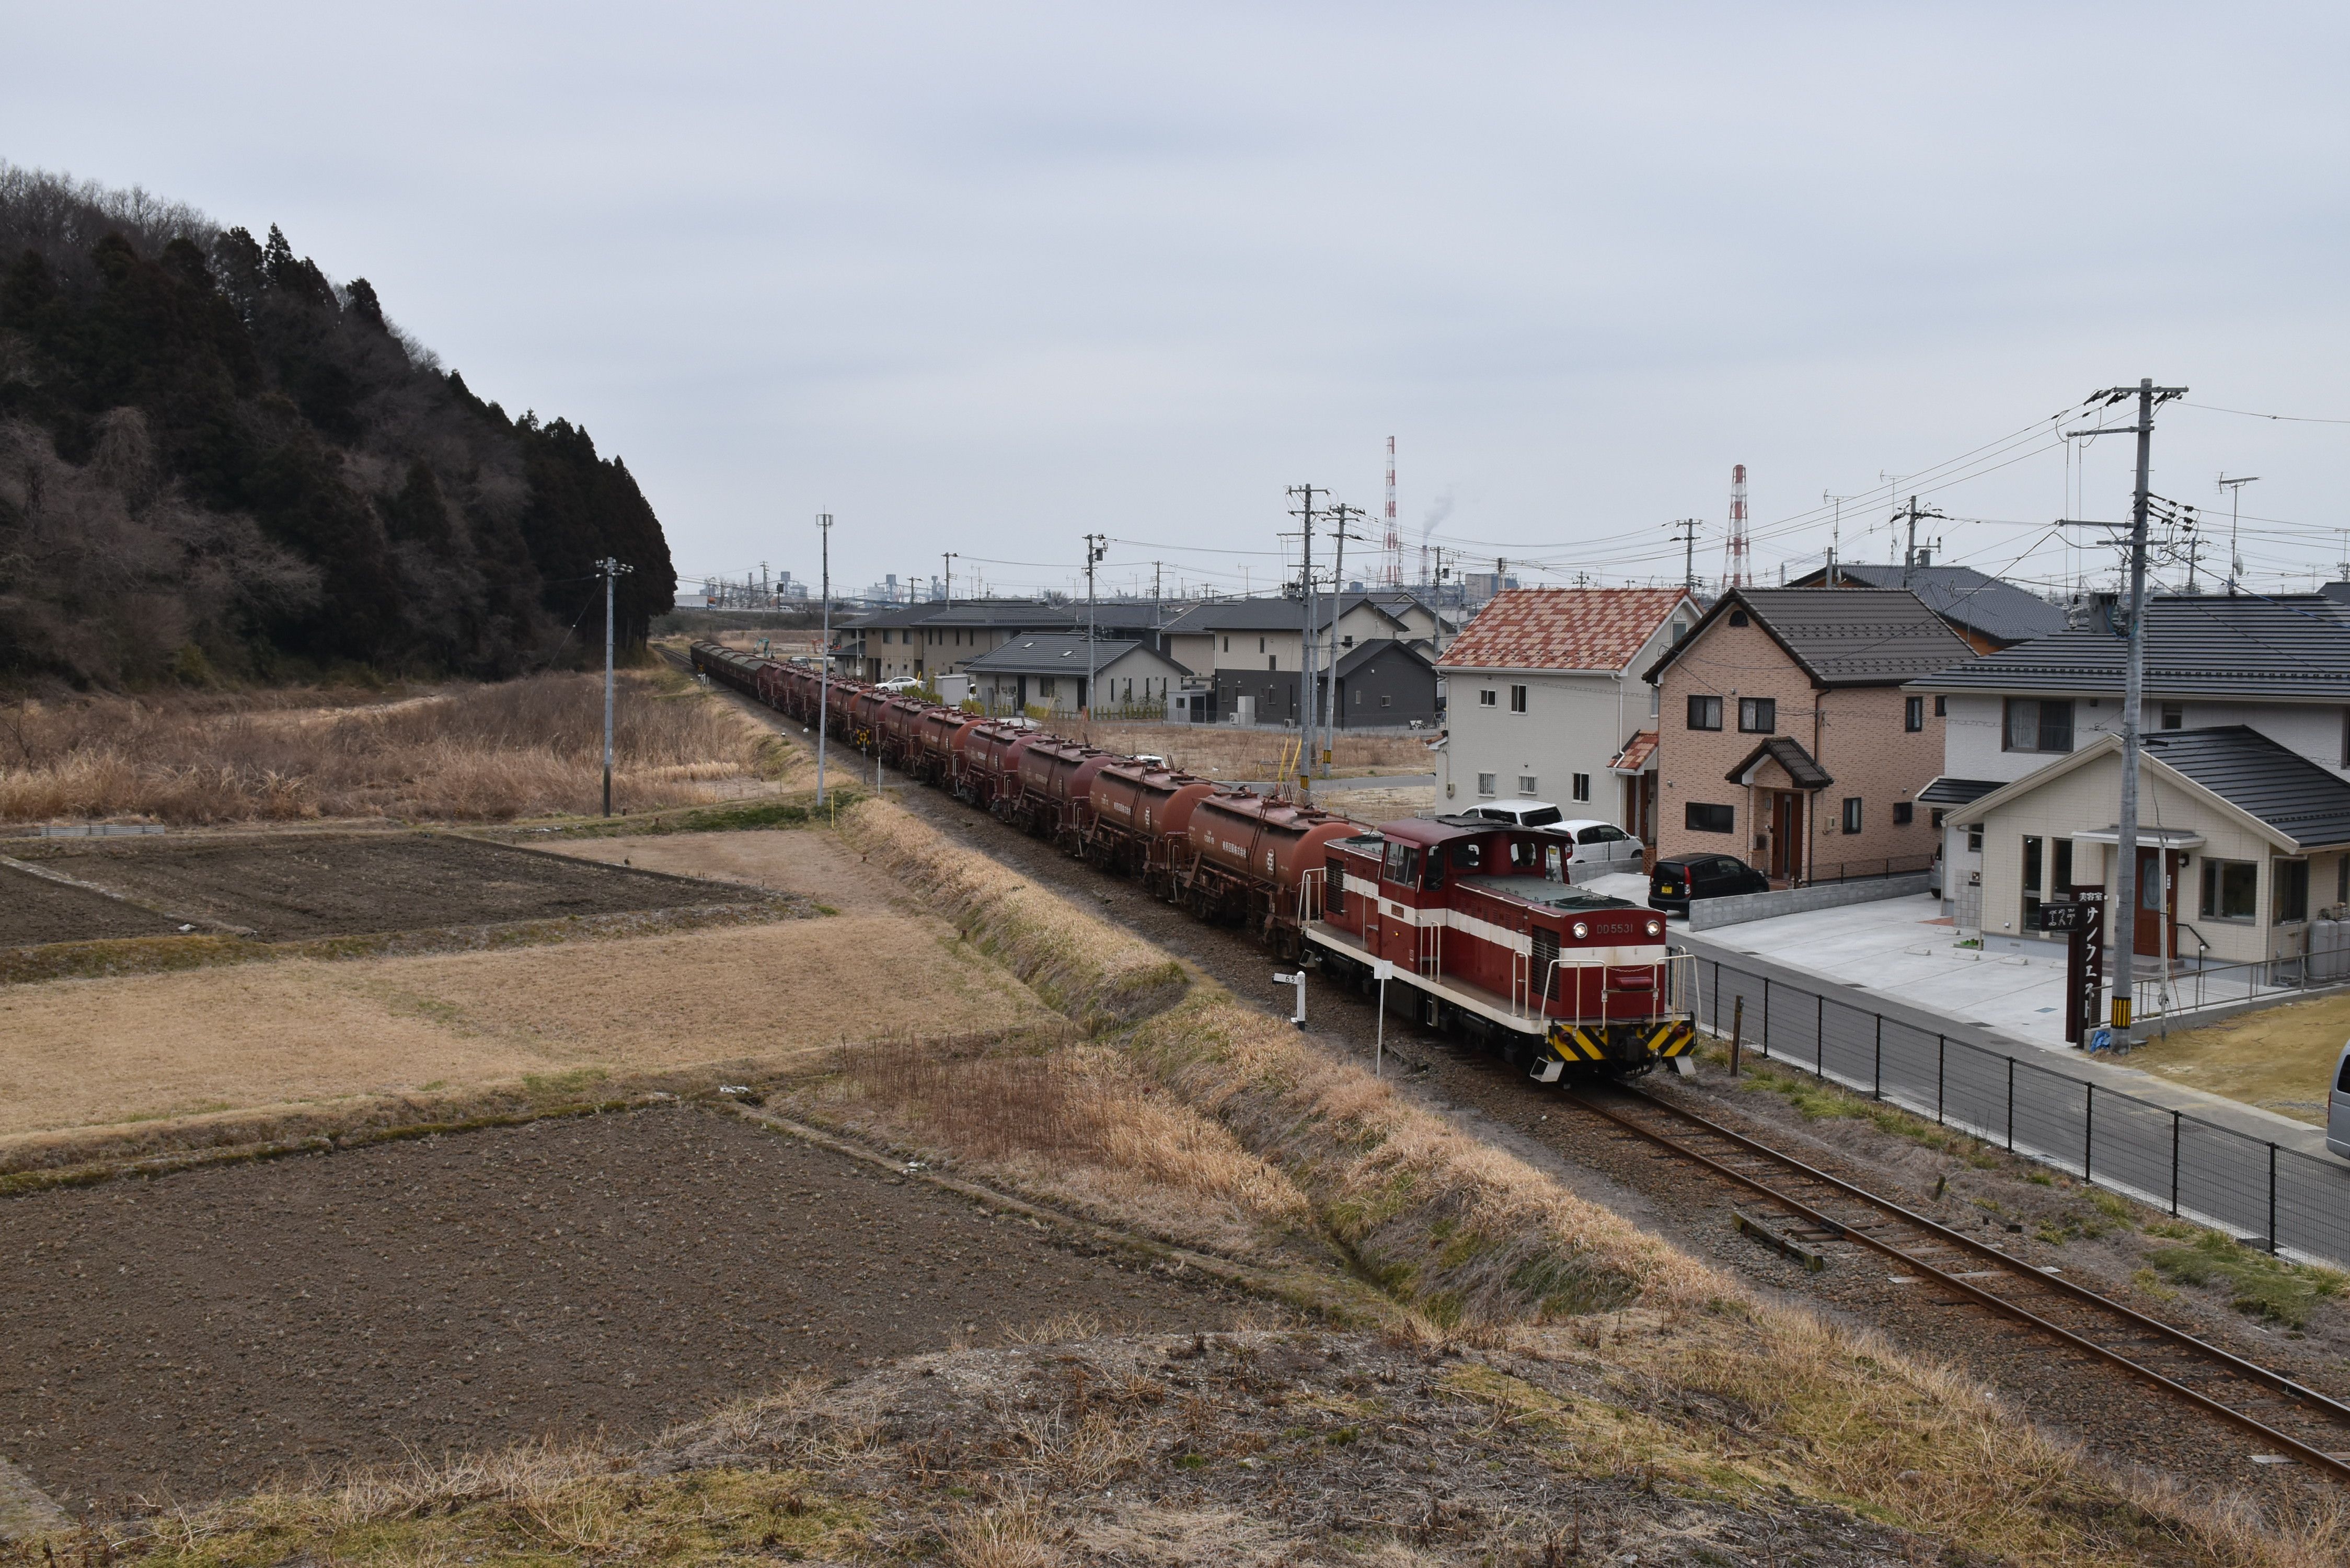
[0,671,778,824]
[1061,721,1436,781]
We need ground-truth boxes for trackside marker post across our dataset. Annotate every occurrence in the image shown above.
[1273,970,1306,1029]
[1371,956,1394,1076]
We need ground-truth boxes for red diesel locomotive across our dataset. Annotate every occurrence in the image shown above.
[686,640,1696,1077]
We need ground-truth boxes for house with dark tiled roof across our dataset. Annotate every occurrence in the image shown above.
[1904,592,2350,958]
[1785,562,2068,651]
[1642,587,1974,883]
[1156,594,1426,726]
[1434,587,1698,840]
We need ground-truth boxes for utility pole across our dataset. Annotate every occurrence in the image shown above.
[2065,378,2188,1042]
[596,556,632,817]
[1893,496,1944,589]
[2218,474,2258,593]
[815,514,831,806]
[1324,503,1368,776]
[1083,533,1106,717]
[1823,491,1862,581]
[1286,485,1327,790]
[1665,520,1701,594]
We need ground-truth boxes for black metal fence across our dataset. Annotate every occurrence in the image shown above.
[1803,854,1936,886]
[1699,956,2350,1267]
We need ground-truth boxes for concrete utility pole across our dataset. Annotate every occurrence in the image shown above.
[1286,486,1327,787]
[1893,496,1943,589]
[596,556,632,817]
[1666,520,1701,594]
[1324,503,1368,776]
[815,514,832,806]
[2065,378,2187,1041]
[1084,533,1107,716]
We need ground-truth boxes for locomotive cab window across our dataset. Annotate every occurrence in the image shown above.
[1452,840,1484,874]
[1381,841,1421,886]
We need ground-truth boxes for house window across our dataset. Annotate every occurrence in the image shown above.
[1222,636,1229,652]
[1729,610,1749,627]
[1905,696,1925,732]
[1479,689,1496,707]
[2201,859,2258,921]
[2340,855,2349,911]
[1510,684,1528,713]
[1686,802,1735,834]
[1687,695,1723,731]
[1258,637,1266,653]
[1893,801,1913,825]
[1517,775,1538,796]
[1571,773,1591,802]
[1268,656,1276,671]
[1930,809,1946,829]
[2054,839,2073,893]
[2277,859,2310,925]
[1671,620,1689,643]
[1649,684,1660,718]
[1476,773,1497,797]
[1934,695,1947,717]
[1738,697,1776,733]
[1840,798,1862,834]
[1039,676,1056,698]
[1967,827,1983,853]
[2022,835,2043,929]
[2160,702,2184,731]
[2002,698,2074,753]
[1380,694,1391,708]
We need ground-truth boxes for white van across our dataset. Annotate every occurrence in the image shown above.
[2331,1042,2350,1159]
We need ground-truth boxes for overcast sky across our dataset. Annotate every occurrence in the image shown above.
[7,3,2348,600]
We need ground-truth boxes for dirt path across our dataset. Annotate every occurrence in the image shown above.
[0,1104,1259,1513]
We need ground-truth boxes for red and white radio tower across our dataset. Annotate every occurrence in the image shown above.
[1723,463,1752,590]
[1380,437,1403,588]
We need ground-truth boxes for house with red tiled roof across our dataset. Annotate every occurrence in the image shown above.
[1434,587,1699,843]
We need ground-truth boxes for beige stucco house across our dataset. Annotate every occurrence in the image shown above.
[1644,587,1974,882]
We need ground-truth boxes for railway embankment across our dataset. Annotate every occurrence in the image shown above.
[821,794,2347,1568]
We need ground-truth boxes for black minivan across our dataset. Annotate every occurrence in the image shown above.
[1650,855,1771,916]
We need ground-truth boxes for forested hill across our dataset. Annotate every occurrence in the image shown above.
[0,165,676,687]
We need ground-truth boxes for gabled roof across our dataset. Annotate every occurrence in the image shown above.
[1955,726,2350,852]
[1158,594,1411,637]
[1788,563,2068,646]
[1609,731,1658,775]
[1726,735,1834,790]
[963,636,1175,675]
[1331,638,1435,678]
[1435,587,1694,673]
[1906,593,2350,701]
[1646,587,1976,688]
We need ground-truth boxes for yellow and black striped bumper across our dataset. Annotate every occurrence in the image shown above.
[1544,1018,1695,1068]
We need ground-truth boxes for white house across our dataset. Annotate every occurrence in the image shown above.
[1434,587,1698,839]
[1904,591,2350,961]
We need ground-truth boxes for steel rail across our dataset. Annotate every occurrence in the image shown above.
[1572,1085,2350,1484]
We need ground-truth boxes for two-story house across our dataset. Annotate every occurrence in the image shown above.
[1156,595,1435,725]
[834,600,1181,684]
[1904,593,2350,969]
[1434,587,1698,838]
[1645,588,1972,882]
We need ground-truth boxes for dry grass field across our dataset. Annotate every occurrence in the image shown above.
[1062,719,1440,780]
[0,666,790,825]
[0,832,1047,1153]
[2128,990,2350,1124]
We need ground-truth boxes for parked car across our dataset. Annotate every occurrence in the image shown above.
[1552,818,1645,870]
[875,676,922,693]
[2330,1041,2350,1159]
[1471,800,1566,829]
[1649,854,1770,917]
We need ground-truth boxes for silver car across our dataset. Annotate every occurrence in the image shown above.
[1552,817,1646,870]
[2330,1041,2350,1159]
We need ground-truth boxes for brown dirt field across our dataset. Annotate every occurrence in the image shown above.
[1318,781,1438,824]
[0,1105,1260,1512]
[2128,991,2350,1125]
[0,832,1049,1147]
[7,832,742,940]
[0,916,1048,1146]
[0,863,183,946]
[1059,721,1440,781]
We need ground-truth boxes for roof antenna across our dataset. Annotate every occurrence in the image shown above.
[2217,473,2257,595]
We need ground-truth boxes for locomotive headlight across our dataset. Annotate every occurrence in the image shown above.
[1571,921,1589,939]
[1645,919,1663,937]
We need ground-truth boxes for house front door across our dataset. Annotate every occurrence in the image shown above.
[2134,848,2181,959]
[1769,792,1804,882]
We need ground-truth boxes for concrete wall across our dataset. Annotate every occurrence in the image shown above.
[1687,872,1934,930]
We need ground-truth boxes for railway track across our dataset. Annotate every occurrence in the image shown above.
[1575,1083,2350,1483]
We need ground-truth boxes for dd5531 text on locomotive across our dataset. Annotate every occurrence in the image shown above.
[690,640,1696,1078]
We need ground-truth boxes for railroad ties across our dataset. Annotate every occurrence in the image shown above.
[1574,1086,2350,1483]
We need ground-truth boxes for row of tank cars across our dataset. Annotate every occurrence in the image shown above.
[690,641,1698,1078]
